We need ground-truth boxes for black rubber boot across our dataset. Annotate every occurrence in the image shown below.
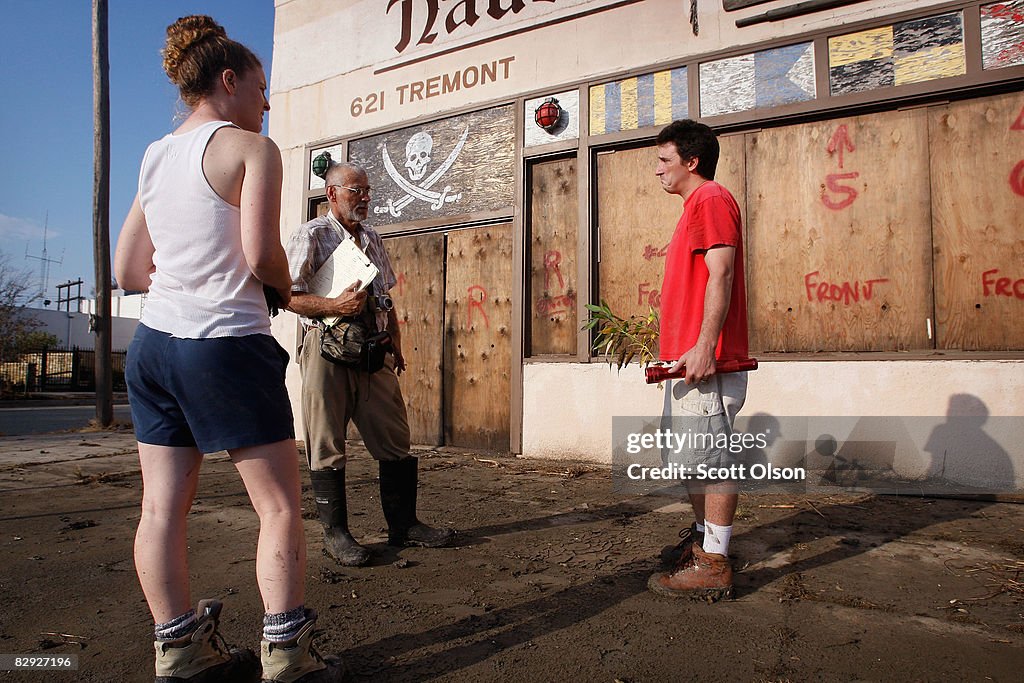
[309,469,370,567]
[379,458,455,548]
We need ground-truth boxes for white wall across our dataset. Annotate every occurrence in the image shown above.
[522,361,1024,490]
[27,307,139,350]
[79,291,143,319]
[270,0,947,149]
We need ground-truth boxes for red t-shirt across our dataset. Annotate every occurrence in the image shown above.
[659,181,749,362]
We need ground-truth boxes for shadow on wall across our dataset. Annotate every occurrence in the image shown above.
[742,395,1019,496]
[923,393,1016,493]
[611,394,1019,497]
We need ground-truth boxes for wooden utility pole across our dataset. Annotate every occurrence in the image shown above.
[92,0,113,426]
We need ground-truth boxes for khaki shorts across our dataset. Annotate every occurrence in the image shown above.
[660,371,748,470]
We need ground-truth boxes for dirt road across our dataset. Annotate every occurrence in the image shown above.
[0,431,1022,681]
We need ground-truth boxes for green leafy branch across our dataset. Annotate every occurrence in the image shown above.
[582,301,659,369]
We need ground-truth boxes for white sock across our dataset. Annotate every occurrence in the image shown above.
[702,520,732,556]
[154,609,197,641]
[695,521,706,533]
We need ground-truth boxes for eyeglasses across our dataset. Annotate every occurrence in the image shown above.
[328,184,372,197]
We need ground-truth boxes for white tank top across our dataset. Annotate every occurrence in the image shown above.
[137,120,270,338]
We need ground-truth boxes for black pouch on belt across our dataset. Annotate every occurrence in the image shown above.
[320,319,391,374]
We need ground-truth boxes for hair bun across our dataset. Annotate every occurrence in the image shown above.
[162,15,227,84]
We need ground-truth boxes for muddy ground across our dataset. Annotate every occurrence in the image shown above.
[0,430,1022,682]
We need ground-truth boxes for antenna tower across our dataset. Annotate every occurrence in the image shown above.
[24,212,64,303]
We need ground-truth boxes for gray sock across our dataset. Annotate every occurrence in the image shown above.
[263,605,308,643]
[154,609,197,641]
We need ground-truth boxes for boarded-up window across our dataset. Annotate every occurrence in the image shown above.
[980,0,1024,71]
[595,147,679,357]
[746,109,933,352]
[445,225,513,451]
[385,233,445,445]
[593,138,746,359]
[310,197,329,218]
[929,92,1024,350]
[827,12,966,96]
[528,156,578,356]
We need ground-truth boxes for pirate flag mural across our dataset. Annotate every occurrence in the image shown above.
[348,104,515,225]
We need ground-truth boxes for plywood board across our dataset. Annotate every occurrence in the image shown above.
[745,108,933,352]
[594,139,747,358]
[529,157,578,355]
[384,233,445,444]
[595,146,682,357]
[445,225,513,451]
[313,198,329,218]
[717,134,748,232]
[929,92,1024,350]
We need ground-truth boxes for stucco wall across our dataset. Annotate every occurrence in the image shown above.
[26,307,139,350]
[522,360,1024,490]
[269,0,949,149]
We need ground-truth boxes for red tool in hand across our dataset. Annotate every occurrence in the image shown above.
[645,358,758,384]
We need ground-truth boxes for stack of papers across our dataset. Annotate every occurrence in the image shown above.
[308,238,378,326]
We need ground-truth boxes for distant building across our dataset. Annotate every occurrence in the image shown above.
[33,289,142,350]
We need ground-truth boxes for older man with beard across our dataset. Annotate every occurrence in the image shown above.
[285,161,455,568]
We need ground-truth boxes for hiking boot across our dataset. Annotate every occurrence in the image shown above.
[647,544,734,602]
[154,599,260,683]
[659,523,703,567]
[261,609,346,683]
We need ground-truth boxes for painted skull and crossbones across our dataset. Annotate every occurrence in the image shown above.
[404,132,432,181]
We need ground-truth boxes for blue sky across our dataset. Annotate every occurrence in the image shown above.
[0,0,275,303]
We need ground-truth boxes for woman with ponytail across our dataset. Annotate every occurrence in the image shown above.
[114,15,344,683]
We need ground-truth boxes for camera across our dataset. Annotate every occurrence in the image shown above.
[368,294,394,312]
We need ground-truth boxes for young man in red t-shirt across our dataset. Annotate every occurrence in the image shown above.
[647,120,750,602]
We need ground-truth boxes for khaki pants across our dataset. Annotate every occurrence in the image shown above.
[299,326,411,471]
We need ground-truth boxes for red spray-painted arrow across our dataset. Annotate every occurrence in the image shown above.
[827,124,855,169]
[1011,106,1024,131]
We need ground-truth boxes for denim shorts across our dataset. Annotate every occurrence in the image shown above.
[661,371,748,470]
[126,324,295,453]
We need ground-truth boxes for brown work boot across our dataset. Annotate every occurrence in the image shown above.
[261,609,345,683]
[648,544,734,602]
[659,523,703,567]
[154,599,260,682]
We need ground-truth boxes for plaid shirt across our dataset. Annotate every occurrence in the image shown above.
[285,212,397,330]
